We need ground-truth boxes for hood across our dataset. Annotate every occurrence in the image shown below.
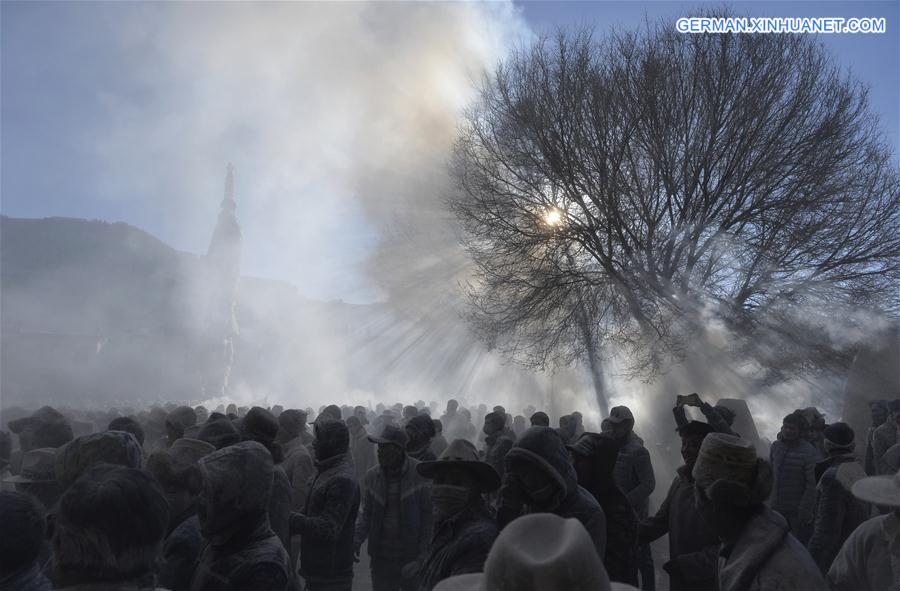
[198,440,273,514]
[720,507,789,591]
[506,427,576,497]
[56,430,143,489]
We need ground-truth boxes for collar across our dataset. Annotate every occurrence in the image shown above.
[882,512,900,543]
[314,452,347,471]
[677,464,694,482]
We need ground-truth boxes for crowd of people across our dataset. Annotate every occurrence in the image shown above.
[1,394,899,591]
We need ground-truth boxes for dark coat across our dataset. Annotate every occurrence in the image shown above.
[505,427,607,560]
[190,518,289,591]
[807,454,869,573]
[269,465,292,557]
[640,465,719,591]
[355,456,432,562]
[590,482,639,586]
[293,453,360,583]
[612,432,655,518]
[483,430,515,483]
[416,502,498,591]
[158,514,203,591]
[281,437,315,511]
[871,418,898,475]
[769,437,820,521]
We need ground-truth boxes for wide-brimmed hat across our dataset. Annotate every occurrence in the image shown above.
[3,448,58,484]
[434,513,636,591]
[605,406,634,425]
[368,424,409,448]
[417,439,500,492]
[851,468,900,508]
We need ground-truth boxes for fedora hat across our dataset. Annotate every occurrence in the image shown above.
[434,513,637,591]
[606,406,634,425]
[417,439,500,492]
[851,468,900,508]
[4,448,58,484]
[368,424,409,448]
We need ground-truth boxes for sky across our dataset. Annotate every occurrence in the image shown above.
[2,0,897,304]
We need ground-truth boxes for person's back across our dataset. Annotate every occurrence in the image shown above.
[52,465,170,591]
[569,433,638,586]
[807,424,870,574]
[0,491,50,591]
[719,507,825,591]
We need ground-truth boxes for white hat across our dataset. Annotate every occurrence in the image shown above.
[434,513,638,591]
[851,468,900,508]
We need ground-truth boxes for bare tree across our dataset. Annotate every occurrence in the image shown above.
[449,24,900,395]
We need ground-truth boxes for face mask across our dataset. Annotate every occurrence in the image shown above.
[378,444,404,469]
[432,484,472,517]
[526,481,561,510]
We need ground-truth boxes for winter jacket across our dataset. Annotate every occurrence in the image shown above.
[293,452,360,584]
[158,514,203,591]
[872,417,899,475]
[505,426,607,560]
[640,465,719,591]
[355,456,432,562]
[613,432,656,518]
[718,507,826,591]
[864,425,880,476]
[416,502,498,591]
[0,562,51,591]
[269,464,292,559]
[430,435,448,458]
[769,437,820,521]
[190,517,290,591]
[826,512,900,591]
[281,437,315,511]
[483,430,515,483]
[589,480,639,585]
[807,454,869,574]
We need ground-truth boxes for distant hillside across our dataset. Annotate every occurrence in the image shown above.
[0,216,553,409]
[1,216,199,334]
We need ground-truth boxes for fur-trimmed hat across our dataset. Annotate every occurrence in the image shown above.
[691,433,772,508]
